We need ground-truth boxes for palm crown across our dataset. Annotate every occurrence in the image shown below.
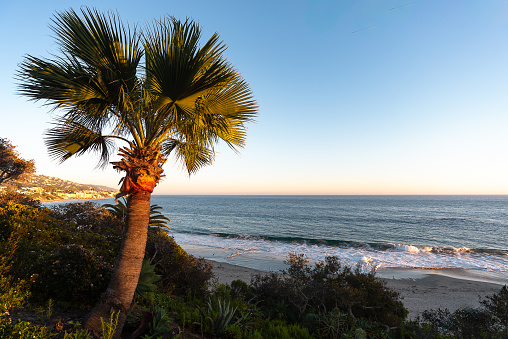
[18,8,257,195]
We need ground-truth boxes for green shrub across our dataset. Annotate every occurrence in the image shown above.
[260,319,314,339]
[0,203,118,304]
[482,285,508,335]
[50,202,122,263]
[145,230,213,296]
[0,317,54,339]
[416,285,508,339]
[63,328,90,339]
[0,203,72,279]
[0,276,30,316]
[0,191,41,209]
[229,279,252,300]
[225,325,263,339]
[399,319,451,339]
[0,201,214,316]
[224,318,313,339]
[29,244,112,304]
[153,292,206,331]
[421,308,497,339]
[0,202,55,243]
[250,254,407,329]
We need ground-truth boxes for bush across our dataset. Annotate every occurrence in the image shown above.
[0,318,54,339]
[0,275,30,316]
[0,202,120,304]
[0,191,41,209]
[250,254,407,329]
[416,285,508,339]
[50,201,122,233]
[482,284,508,335]
[153,292,206,332]
[0,203,71,279]
[0,200,215,316]
[145,230,213,296]
[50,202,122,263]
[420,308,494,338]
[259,319,314,339]
[29,245,112,304]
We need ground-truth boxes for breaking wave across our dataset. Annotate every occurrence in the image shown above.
[170,231,508,272]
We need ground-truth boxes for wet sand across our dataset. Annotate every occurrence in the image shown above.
[208,260,506,319]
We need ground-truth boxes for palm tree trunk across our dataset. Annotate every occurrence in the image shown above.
[84,190,152,337]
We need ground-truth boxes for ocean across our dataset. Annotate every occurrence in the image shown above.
[94,195,508,280]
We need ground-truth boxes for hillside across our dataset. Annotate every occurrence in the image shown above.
[25,174,116,192]
[1,174,116,201]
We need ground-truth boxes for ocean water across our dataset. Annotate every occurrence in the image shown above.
[95,195,508,279]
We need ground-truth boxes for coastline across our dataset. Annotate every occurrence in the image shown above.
[41,196,115,204]
[207,260,506,319]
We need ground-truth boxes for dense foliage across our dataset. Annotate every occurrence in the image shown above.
[0,202,118,304]
[0,138,35,185]
[250,253,407,328]
[400,286,508,338]
[0,201,212,307]
[146,230,213,296]
[0,191,41,209]
[0,197,507,338]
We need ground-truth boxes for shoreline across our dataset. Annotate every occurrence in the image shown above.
[207,259,506,319]
[41,197,115,204]
[179,243,507,285]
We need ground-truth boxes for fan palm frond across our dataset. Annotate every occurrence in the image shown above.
[162,139,214,174]
[105,198,170,231]
[45,121,117,168]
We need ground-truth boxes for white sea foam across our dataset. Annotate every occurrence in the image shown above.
[171,232,508,273]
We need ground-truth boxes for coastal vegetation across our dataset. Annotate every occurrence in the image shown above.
[0,138,35,185]
[17,7,257,334]
[0,197,507,338]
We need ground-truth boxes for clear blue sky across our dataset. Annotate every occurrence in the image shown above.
[2,0,508,194]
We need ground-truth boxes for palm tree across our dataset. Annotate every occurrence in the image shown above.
[17,8,257,335]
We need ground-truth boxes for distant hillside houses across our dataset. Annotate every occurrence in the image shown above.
[1,174,116,201]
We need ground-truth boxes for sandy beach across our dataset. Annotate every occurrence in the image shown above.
[382,273,504,319]
[208,260,506,319]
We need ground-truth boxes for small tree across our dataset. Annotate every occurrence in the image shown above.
[0,138,35,185]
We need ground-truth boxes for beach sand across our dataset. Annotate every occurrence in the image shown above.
[208,261,506,319]
[383,273,503,319]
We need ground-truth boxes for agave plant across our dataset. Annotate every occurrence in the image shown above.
[142,306,171,339]
[135,260,162,302]
[202,298,239,335]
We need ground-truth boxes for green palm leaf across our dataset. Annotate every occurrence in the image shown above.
[45,121,116,168]
[104,199,170,231]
